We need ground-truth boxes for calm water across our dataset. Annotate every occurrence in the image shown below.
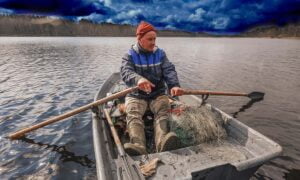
[0,37,299,179]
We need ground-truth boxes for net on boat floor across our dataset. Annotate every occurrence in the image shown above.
[169,105,227,147]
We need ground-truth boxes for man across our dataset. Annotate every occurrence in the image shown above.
[120,21,184,156]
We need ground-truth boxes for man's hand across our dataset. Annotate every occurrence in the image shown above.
[170,87,184,96]
[137,78,155,93]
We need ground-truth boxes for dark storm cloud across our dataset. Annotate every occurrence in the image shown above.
[0,0,299,33]
[0,0,114,16]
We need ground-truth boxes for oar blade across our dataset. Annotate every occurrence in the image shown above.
[248,92,265,100]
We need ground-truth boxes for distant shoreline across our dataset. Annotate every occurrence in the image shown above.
[1,35,299,40]
[0,15,299,38]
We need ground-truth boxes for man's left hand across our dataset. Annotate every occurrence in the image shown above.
[170,87,184,96]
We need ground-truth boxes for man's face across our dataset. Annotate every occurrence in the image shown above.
[138,31,157,52]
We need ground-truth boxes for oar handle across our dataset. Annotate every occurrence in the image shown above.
[183,89,248,97]
[9,86,138,140]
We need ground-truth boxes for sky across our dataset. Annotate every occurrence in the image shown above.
[0,0,299,33]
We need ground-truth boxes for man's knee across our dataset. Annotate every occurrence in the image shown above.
[150,95,170,114]
[125,97,147,126]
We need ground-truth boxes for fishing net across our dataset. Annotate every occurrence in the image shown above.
[169,105,227,147]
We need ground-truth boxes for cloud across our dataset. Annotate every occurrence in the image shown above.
[0,0,113,16]
[0,7,13,14]
[188,8,205,22]
[0,0,299,33]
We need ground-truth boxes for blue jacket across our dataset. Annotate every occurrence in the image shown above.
[120,43,180,99]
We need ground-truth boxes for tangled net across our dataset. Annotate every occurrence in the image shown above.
[169,105,227,147]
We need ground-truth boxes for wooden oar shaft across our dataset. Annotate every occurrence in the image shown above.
[183,89,248,97]
[9,86,138,140]
[104,109,143,180]
[104,109,125,155]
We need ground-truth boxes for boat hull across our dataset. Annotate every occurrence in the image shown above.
[92,72,282,180]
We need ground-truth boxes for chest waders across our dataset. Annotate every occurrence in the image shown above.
[124,49,181,155]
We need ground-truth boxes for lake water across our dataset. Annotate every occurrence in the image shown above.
[0,37,299,179]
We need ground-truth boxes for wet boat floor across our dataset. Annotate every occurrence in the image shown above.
[112,137,254,179]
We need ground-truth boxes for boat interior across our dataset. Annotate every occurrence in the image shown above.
[92,73,282,179]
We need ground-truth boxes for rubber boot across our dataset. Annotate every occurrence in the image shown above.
[124,124,147,156]
[155,120,181,152]
[158,132,181,152]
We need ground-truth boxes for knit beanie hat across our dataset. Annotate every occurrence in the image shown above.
[136,21,156,37]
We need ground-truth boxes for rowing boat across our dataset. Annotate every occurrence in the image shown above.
[92,72,282,180]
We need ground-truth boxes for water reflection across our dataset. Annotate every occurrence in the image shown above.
[20,137,95,168]
[232,93,265,118]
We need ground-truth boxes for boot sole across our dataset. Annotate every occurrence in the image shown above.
[160,132,181,152]
[124,144,147,156]
[125,147,143,156]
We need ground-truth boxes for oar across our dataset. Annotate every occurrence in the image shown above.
[182,90,265,100]
[104,109,145,180]
[8,86,138,140]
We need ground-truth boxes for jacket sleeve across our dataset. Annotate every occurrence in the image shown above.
[161,50,181,89]
[120,53,143,87]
